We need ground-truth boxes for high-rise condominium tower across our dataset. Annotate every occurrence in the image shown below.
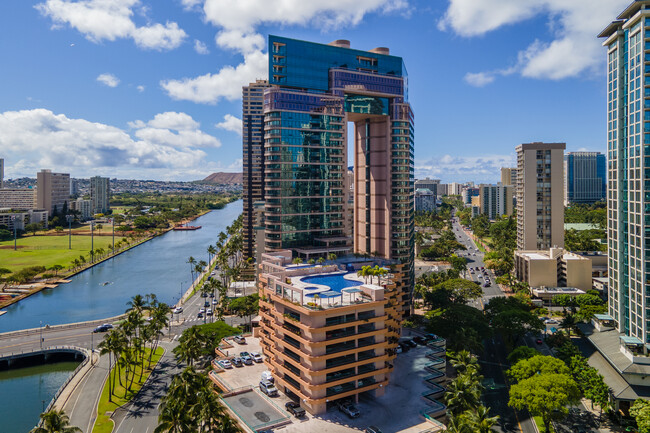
[564,152,606,205]
[252,36,415,414]
[90,176,110,214]
[36,169,70,216]
[243,79,272,258]
[500,167,517,186]
[600,2,650,341]
[515,142,565,251]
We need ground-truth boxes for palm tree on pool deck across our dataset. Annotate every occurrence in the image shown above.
[30,409,81,433]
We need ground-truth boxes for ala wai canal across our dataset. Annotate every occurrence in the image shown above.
[0,200,242,333]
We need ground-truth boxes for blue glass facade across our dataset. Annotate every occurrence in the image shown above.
[565,152,606,204]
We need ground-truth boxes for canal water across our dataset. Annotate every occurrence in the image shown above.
[0,200,242,333]
[0,361,80,433]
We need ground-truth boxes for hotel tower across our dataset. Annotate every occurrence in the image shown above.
[244,36,418,415]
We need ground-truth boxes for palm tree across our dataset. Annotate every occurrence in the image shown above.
[126,294,147,314]
[207,245,217,264]
[561,313,578,337]
[466,406,500,433]
[187,256,196,282]
[445,415,473,433]
[98,329,126,400]
[317,257,325,265]
[444,374,482,417]
[30,409,81,433]
[448,350,479,375]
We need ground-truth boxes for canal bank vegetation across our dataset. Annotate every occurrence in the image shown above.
[93,294,170,433]
[30,408,81,433]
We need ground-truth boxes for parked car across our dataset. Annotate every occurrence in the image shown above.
[233,335,246,344]
[218,359,232,369]
[240,352,253,365]
[231,357,243,367]
[251,352,263,363]
[285,401,306,418]
[412,336,425,345]
[395,345,403,354]
[261,371,274,383]
[403,339,417,348]
[173,307,183,314]
[398,343,410,353]
[545,319,559,325]
[536,337,543,345]
[365,427,383,433]
[338,401,360,418]
[259,380,278,396]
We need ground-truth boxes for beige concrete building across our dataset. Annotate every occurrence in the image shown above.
[515,247,592,291]
[36,170,70,216]
[0,208,48,231]
[500,167,517,186]
[0,188,36,210]
[516,142,565,250]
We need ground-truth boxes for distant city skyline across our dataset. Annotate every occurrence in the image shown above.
[0,1,628,181]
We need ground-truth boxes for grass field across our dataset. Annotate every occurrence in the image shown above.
[0,234,116,273]
[92,346,164,433]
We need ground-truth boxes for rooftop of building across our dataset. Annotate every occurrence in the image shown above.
[515,248,592,262]
[564,223,601,231]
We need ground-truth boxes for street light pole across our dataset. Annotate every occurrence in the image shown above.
[67,215,72,250]
[90,221,95,262]
[111,218,115,255]
[10,216,16,251]
[39,321,43,350]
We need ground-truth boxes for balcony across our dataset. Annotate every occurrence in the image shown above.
[326,381,356,397]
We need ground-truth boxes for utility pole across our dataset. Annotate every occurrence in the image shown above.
[67,215,73,249]
[40,321,43,350]
[90,220,95,262]
[111,218,115,254]
[10,216,16,251]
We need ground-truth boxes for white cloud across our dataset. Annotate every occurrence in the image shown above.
[35,0,187,51]
[0,109,223,179]
[194,39,209,55]
[161,50,267,104]
[137,85,145,92]
[439,0,630,83]
[416,153,515,183]
[161,0,407,104]
[464,72,495,87]
[97,73,120,87]
[215,114,242,136]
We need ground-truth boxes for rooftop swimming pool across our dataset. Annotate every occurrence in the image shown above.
[301,273,362,292]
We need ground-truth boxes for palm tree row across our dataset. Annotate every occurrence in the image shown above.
[444,350,499,433]
[98,294,170,402]
[356,265,389,285]
[30,409,81,433]
[155,366,240,433]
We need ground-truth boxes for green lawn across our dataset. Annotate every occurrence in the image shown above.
[533,415,555,432]
[0,234,116,273]
[92,346,164,433]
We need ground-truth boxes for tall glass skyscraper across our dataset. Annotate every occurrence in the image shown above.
[600,1,650,342]
[564,152,606,205]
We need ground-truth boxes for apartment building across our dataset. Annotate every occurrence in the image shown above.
[90,176,110,214]
[415,178,440,197]
[515,142,565,250]
[479,183,514,220]
[500,167,517,186]
[0,188,36,210]
[415,188,436,212]
[36,170,70,216]
[515,247,592,291]
[253,36,415,415]
[243,79,272,258]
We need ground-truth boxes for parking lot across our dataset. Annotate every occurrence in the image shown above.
[213,333,443,432]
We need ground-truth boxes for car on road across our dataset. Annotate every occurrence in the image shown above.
[204,301,210,308]
[536,338,543,345]
[209,292,214,298]
[545,319,559,324]
[337,400,360,418]
[93,324,112,333]
[173,307,183,314]
[217,359,232,369]
[240,352,253,364]
[197,312,203,318]
[285,401,306,417]
[259,380,278,396]
[233,335,246,344]
[251,352,263,363]
[212,299,218,305]
[261,371,274,383]
[365,427,383,433]
[206,308,213,316]
[231,357,243,367]
[199,308,205,314]
[201,292,208,297]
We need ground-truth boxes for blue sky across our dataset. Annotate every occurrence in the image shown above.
[0,0,629,182]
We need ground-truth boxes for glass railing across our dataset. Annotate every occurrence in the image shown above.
[326,342,356,354]
[326,354,356,369]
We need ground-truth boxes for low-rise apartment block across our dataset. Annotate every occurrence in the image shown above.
[515,247,592,291]
[0,208,48,231]
[0,188,36,210]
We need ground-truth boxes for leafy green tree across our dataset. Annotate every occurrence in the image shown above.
[471,214,490,238]
[631,399,650,433]
[421,278,482,309]
[508,355,570,382]
[25,222,42,235]
[484,297,543,345]
[554,341,582,364]
[30,409,81,433]
[575,294,604,307]
[506,346,538,364]
[509,373,581,432]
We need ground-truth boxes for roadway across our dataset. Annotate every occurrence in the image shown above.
[449,216,537,433]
